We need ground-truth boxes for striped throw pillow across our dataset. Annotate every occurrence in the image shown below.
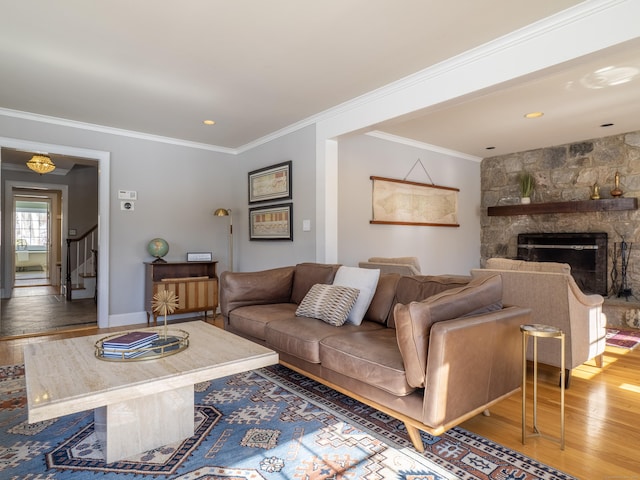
[295,284,360,326]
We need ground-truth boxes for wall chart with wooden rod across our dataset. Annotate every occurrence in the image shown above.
[370,166,459,227]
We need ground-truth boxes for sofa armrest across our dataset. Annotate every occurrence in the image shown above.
[220,266,295,316]
[421,306,530,429]
[567,275,604,307]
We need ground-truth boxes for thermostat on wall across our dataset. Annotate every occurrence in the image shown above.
[118,190,137,200]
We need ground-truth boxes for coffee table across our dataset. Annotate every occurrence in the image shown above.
[24,321,278,463]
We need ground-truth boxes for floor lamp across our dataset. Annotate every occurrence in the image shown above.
[214,208,233,272]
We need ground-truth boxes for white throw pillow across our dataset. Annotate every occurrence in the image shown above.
[332,266,380,325]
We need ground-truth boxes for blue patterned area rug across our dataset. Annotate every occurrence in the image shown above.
[0,363,575,479]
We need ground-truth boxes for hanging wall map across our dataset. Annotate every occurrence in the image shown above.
[370,176,459,227]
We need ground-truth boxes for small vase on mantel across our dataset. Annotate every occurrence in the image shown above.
[520,197,531,204]
[611,171,623,197]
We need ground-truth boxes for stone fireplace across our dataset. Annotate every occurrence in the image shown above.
[517,232,607,295]
[480,130,640,327]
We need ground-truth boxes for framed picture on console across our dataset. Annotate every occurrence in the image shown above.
[249,203,293,241]
[248,161,292,204]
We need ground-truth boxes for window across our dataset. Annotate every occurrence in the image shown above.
[15,201,49,250]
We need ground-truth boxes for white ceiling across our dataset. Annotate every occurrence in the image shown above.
[1,0,639,160]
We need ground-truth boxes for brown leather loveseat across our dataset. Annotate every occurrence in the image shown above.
[220,262,530,451]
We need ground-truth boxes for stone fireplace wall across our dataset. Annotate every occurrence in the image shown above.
[480,130,640,325]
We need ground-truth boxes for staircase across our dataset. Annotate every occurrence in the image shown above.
[65,225,97,301]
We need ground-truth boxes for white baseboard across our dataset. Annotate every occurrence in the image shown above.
[105,311,148,329]
[105,311,211,329]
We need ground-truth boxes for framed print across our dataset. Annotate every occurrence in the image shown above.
[370,176,459,227]
[248,160,292,204]
[249,203,293,240]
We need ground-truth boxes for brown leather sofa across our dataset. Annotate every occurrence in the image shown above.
[220,262,530,451]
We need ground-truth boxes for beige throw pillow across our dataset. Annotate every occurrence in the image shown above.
[295,284,360,326]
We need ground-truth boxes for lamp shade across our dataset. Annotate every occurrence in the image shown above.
[213,208,230,216]
[26,154,56,174]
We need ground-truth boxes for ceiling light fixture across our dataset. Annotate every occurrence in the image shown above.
[524,112,544,119]
[203,120,216,125]
[26,154,56,175]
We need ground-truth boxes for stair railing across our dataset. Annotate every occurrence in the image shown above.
[65,224,98,301]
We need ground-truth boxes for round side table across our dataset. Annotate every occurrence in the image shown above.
[520,323,565,450]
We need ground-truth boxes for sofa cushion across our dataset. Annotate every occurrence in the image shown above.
[229,303,298,341]
[388,275,471,328]
[320,329,415,396]
[290,263,341,304]
[220,266,294,315]
[486,257,571,274]
[332,266,380,325]
[394,274,503,388]
[266,317,383,364]
[364,273,400,325]
[295,284,360,326]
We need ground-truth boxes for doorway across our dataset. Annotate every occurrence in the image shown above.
[0,138,110,336]
[14,194,56,290]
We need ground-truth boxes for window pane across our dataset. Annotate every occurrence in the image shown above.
[15,201,48,249]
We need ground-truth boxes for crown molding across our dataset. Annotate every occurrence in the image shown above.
[365,131,482,162]
[0,107,238,155]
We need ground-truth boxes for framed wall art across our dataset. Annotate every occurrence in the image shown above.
[249,203,293,240]
[370,176,459,227]
[248,160,292,204]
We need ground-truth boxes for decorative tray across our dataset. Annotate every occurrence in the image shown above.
[95,329,189,362]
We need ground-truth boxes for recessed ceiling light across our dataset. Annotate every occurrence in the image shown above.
[203,120,216,125]
[524,112,544,119]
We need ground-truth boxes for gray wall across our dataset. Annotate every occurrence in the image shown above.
[235,125,317,271]
[0,115,481,327]
[0,115,239,324]
[337,134,481,275]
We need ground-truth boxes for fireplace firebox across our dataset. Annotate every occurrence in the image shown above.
[517,232,607,295]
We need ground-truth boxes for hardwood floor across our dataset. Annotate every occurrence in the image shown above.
[1,324,638,479]
[461,346,640,479]
[1,287,96,337]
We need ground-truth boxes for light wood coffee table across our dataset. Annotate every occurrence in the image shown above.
[24,321,278,463]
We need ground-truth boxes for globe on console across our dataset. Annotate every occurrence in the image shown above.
[147,238,169,263]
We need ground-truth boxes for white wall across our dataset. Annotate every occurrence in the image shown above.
[337,134,481,275]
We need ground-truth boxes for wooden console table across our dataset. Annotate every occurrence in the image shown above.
[144,261,218,325]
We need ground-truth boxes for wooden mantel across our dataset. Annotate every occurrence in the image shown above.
[488,197,638,216]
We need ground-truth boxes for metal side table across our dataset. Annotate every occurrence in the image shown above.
[521,323,565,450]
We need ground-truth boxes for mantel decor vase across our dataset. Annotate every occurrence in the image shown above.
[610,171,623,197]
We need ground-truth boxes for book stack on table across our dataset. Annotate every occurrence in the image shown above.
[102,331,160,359]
